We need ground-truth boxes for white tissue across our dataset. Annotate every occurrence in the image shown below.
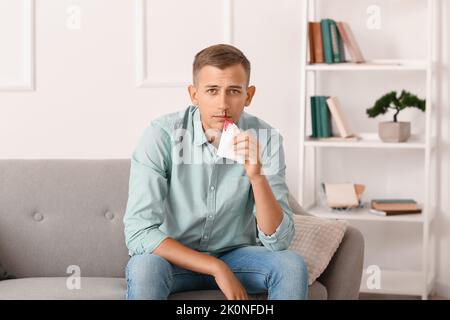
[217,122,245,163]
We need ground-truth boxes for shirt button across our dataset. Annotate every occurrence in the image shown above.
[210,186,215,191]
[208,215,213,219]
[203,235,208,239]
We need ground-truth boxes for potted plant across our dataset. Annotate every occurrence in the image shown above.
[366,90,426,142]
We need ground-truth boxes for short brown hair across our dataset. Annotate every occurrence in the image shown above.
[192,44,251,86]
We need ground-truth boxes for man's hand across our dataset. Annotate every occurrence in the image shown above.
[233,130,262,181]
[212,261,249,300]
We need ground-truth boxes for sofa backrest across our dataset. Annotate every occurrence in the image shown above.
[0,159,309,279]
[0,160,131,278]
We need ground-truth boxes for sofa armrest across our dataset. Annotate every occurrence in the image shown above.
[287,193,365,299]
[317,225,364,300]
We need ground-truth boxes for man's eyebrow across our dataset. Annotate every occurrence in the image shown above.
[204,85,243,89]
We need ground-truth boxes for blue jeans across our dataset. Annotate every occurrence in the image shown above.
[125,245,308,300]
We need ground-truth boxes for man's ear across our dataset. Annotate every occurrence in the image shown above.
[244,85,256,107]
[188,84,198,105]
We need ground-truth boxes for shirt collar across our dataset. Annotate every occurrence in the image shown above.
[193,106,208,146]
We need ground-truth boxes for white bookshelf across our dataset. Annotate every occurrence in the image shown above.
[305,133,435,149]
[305,59,429,71]
[306,204,427,223]
[298,0,437,299]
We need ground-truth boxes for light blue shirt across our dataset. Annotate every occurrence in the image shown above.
[123,106,295,257]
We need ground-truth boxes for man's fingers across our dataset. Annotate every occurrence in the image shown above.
[234,132,255,144]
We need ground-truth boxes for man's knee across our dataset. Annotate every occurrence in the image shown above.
[126,253,172,285]
[273,250,309,280]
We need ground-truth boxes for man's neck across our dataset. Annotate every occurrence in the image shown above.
[202,124,222,148]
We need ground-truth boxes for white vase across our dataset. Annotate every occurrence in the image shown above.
[378,121,411,143]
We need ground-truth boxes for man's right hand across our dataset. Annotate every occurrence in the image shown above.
[212,261,249,300]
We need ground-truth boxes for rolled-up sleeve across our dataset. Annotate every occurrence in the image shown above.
[123,122,172,256]
[254,132,295,251]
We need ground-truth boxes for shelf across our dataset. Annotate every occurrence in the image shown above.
[360,269,434,296]
[304,133,433,149]
[307,204,425,223]
[305,59,428,71]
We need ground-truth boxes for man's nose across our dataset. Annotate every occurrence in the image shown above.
[218,92,230,111]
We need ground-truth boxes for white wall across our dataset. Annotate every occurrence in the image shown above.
[0,0,448,297]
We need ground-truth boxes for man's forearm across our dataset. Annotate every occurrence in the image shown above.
[153,237,224,276]
[250,175,283,236]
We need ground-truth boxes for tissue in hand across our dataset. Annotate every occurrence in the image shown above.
[217,119,245,163]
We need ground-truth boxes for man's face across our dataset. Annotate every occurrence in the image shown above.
[188,64,256,133]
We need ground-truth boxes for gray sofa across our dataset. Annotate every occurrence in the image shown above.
[0,159,364,300]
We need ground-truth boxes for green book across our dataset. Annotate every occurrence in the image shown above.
[371,199,417,204]
[320,19,333,64]
[329,20,341,63]
[315,96,323,137]
[310,96,318,138]
[318,96,332,137]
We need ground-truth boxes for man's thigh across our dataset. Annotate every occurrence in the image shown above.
[169,264,218,294]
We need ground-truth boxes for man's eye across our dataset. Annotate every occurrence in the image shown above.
[207,89,217,94]
[230,90,241,94]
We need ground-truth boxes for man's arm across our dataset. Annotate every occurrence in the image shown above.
[234,130,295,251]
[249,174,283,236]
[153,237,221,275]
[153,238,249,300]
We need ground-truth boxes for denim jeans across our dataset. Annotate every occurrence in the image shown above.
[125,245,308,300]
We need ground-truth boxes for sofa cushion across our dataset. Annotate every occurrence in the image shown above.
[0,277,326,300]
[0,277,126,300]
[169,281,327,300]
[288,215,347,285]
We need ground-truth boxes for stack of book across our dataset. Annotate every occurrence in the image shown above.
[369,199,422,216]
[308,20,365,64]
[310,96,357,140]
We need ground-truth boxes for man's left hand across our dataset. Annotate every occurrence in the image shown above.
[233,131,262,181]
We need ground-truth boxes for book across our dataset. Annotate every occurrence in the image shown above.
[336,22,365,63]
[337,23,346,62]
[372,203,419,211]
[371,199,417,204]
[320,19,334,64]
[369,208,422,216]
[329,20,341,63]
[308,22,324,64]
[308,22,316,63]
[369,198,422,216]
[314,96,323,137]
[318,96,332,137]
[326,97,353,138]
[310,96,318,137]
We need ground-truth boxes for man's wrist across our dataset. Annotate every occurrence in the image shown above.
[209,259,228,277]
[249,174,266,185]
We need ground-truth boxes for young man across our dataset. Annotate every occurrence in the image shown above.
[123,44,308,300]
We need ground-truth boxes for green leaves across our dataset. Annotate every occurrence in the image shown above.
[366,90,426,122]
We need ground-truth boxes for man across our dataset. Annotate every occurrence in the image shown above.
[123,44,308,300]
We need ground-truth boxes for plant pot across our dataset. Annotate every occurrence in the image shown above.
[378,121,411,142]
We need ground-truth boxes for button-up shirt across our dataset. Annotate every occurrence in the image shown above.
[123,105,294,257]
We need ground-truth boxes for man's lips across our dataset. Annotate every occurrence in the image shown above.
[213,115,232,121]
